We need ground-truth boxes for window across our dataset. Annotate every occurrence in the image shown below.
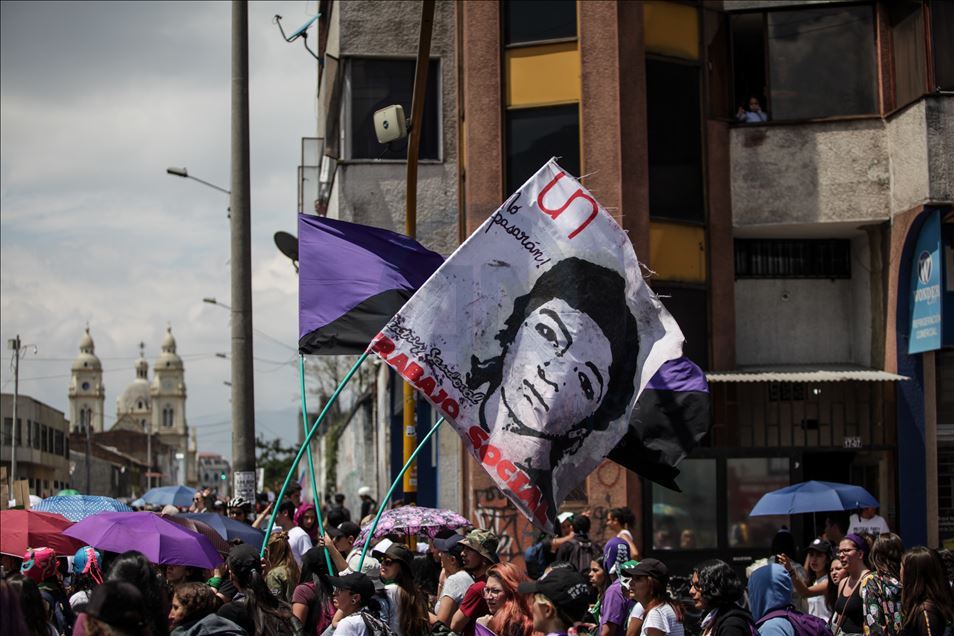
[54,431,64,457]
[348,58,440,161]
[730,6,877,120]
[647,59,704,222]
[15,418,22,446]
[504,0,576,45]
[41,425,48,452]
[652,285,709,370]
[2,418,10,446]
[931,0,954,91]
[163,406,174,428]
[33,421,40,449]
[735,239,851,278]
[651,458,717,549]
[727,458,790,548]
[505,104,580,196]
[890,4,927,108]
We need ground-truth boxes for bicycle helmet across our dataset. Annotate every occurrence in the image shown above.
[228,496,251,510]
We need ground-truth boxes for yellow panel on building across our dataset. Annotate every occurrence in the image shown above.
[649,222,707,283]
[644,1,699,61]
[505,41,580,108]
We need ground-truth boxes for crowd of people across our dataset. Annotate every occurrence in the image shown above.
[1,494,952,636]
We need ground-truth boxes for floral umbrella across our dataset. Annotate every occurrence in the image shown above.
[354,506,472,547]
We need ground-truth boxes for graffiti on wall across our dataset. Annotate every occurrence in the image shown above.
[473,486,538,561]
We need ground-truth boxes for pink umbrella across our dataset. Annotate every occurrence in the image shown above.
[64,511,223,568]
[354,506,472,547]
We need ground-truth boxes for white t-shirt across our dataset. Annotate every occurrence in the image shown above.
[435,570,475,613]
[847,514,889,536]
[385,584,403,636]
[629,602,646,622]
[334,613,369,636]
[640,603,684,636]
[288,526,313,566]
[807,575,831,622]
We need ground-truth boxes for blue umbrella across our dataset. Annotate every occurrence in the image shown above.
[179,512,265,549]
[140,485,197,508]
[749,480,879,516]
[33,495,133,522]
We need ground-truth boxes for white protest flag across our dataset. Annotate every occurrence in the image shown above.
[369,159,684,532]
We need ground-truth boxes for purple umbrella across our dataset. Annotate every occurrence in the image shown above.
[63,511,223,569]
[354,506,472,547]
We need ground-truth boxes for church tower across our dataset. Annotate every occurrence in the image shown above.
[68,327,105,433]
[116,343,152,433]
[151,326,187,438]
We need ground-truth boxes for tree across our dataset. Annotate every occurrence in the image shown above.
[255,435,296,488]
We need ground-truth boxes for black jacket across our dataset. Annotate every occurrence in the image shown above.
[713,606,757,636]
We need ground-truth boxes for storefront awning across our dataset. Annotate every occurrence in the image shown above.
[705,365,909,383]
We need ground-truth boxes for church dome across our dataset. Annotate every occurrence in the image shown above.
[156,326,183,370]
[118,348,151,413]
[72,328,102,371]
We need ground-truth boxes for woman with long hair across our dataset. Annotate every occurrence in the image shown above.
[689,560,755,636]
[295,503,320,544]
[479,562,534,636]
[825,558,846,622]
[586,558,610,628]
[265,531,301,603]
[861,533,903,636]
[107,550,170,636]
[376,543,430,636]
[779,538,834,621]
[292,547,336,635]
[7,574,56,636]
[622,559,684,636]
[168,582,245,635]
[832,534,873,636]
[900,547,954,636]
[217,544,299,636]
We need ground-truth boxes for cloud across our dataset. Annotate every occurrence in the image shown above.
[1,1,320,459]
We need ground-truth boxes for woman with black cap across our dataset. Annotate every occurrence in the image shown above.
[84,581,147,636]
[622,559,684,636]
[328,572,391,636]
[374,542,429,636]
[432,534,474,626]
[217,544,299,635]
[778,538,834,621]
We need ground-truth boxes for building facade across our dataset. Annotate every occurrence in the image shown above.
[1,393,71,497]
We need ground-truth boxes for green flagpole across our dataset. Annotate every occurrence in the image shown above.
[261,350,370,567]
[297,354,333,575]
[356,415,446,571]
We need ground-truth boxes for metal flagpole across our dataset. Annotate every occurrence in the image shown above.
[297,354,334,575]
[357,415,445,571]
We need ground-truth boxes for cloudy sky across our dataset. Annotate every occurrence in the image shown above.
[1,1,321,459]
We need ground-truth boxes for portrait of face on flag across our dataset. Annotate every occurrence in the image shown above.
[369,159,685,532]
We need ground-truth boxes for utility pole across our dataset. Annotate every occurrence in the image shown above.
[7,335,20,501]
[402,0,436,505]
[231,0,256,501]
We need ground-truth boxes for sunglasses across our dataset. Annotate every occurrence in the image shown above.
[380,557,397,566]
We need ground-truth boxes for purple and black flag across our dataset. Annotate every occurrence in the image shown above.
[298,215,444,355]
[607,356,710,490]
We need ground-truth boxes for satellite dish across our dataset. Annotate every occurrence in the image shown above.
[287,14,319,41]
[274,231,299,266]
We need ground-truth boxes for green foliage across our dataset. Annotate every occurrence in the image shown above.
[255,435,296,486]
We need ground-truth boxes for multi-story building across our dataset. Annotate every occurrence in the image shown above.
[295,0,952,561]
[197,452,231,498]
[1,393,71,497]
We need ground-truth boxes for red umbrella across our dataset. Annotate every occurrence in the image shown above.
[0,510,85,556]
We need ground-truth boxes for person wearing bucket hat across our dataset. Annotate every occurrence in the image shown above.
[519,567,592,634]
[451,530,501,636]
[434,534,475,625]
[21,546,74,635]
[68,546,104,612]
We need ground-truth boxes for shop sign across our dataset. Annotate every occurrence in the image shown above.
[909,210,943,354]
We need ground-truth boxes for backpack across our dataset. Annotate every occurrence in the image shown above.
[564,539,602,577]
[524,541,549,579]
[756,608,833,636]
[361,609,397,636]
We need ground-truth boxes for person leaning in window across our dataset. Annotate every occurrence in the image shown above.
[736,96,768,123]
